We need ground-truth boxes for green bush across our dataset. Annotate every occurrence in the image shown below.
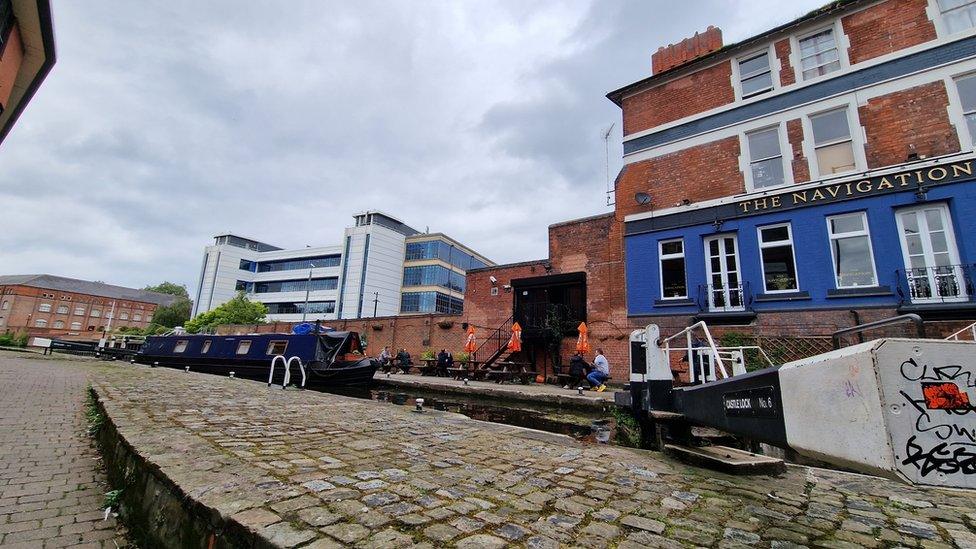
[454,351,470,363]
[0,330,28,347]
[420,348,435,361]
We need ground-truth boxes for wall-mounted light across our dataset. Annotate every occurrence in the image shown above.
[489,276,498,285]
[634,192,651,205]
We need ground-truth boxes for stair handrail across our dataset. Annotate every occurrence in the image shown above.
[945,320,976,341]
[268,355,286,386]
[661,321,730,380]
[831,313,924,349]
[472,315,513,363]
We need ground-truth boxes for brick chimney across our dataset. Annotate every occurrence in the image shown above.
[651,26,723,74]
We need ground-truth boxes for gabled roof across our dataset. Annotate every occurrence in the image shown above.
[0,274,179,306]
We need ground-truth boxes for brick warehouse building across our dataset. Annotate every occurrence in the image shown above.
[605,0,976,342]
[0,275,178,340]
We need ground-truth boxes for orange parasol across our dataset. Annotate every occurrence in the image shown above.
[463,325,477,353]
[576,322,590,354]
[506,322,522,353]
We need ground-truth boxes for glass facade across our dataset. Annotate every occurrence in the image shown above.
[240,255,341,273]
[237,277,339,293]
[400,291,464,314]
[404,241,487,270]
[265,301,336,314]
[402,265,465,292]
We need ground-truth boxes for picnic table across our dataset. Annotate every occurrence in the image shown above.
[446,361,483,380]
[417,359,439,376]
[484,361,538,384]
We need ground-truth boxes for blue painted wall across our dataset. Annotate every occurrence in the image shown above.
[625,178,976,316]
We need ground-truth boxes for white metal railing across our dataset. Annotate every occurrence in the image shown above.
[268,355,307,389]
[945,321,976,342]
[660,321,773,384]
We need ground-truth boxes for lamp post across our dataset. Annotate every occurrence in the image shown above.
[301,262,316,323]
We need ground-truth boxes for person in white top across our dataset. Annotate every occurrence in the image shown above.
[587,349,610,392]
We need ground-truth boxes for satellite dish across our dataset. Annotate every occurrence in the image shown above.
[634,192,651,205]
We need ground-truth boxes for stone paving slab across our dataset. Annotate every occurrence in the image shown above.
[0,352,128,548]
[78,359,976,547]
[375,372,616,409]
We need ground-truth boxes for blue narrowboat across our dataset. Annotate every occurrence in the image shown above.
[135,330,377,387]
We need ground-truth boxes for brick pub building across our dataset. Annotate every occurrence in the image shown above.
[464,0,976,381]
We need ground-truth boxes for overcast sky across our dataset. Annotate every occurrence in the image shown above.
[0,0,824,294]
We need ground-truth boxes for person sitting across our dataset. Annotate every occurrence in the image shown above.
[566,351,589,389]
[436,349,453,377]
[378,346,392,372]
[587,348,610,392]
[396,348,412,373]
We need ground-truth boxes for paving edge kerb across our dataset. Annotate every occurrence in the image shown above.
[374,377,615,410]
[90,384,284,549]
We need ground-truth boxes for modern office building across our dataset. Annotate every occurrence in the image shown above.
[0,0,55,147]
[0,275,177,339]
[608,0,976,329]
[193,211,493,322]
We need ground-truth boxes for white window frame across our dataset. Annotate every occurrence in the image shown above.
[91,309,101,318]
[742,123,792,191]
[120,312,129,320]
[174,340,189,353]
[53,320,65,329]
[38,303,52,313]
[34,319,48,328]
[201,340,212,354]
[70,322,82,331]
[236,340,252,355]
[804,104,864,179]
[932,0,976,37]
[1,301,8,310]
[658,238,688,300]
[266,340,288,356]
[757,223,800,294]
[133,314,142,321]
[56,305,69,314]
[73,306,85,316]
[826,211,879,289]
[894,202,966,302]
[792,23,848,83]
[947,72,976,150]
[733,45,776,100]
[703,234,745,311]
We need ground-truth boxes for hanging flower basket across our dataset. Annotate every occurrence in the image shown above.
[437,320,454,329]
[371,324,384,331]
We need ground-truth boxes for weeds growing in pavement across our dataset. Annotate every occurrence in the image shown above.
[85,386,105,436]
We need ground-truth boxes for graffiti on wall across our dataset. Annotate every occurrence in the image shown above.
[898,358,976,478]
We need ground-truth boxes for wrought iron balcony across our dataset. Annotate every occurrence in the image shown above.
[896,264,975,304]
[698,281,752,313]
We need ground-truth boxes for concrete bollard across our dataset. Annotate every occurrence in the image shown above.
[578,387,584,395]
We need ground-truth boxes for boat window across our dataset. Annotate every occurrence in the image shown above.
[201,340,212,354]
[174,340,189,353]
[236,340,251,355]
[267,341,288,355]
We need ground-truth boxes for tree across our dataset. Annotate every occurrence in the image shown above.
[144,281,193,329]
[184,292,267,334]
[144,282,190,299]
[152,298,192,328]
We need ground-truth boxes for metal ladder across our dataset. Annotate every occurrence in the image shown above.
[268,355,307,389]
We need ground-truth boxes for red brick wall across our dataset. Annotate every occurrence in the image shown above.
[786,118,811,183]
[651,26,723,74]
[622,62,735,135]
[463,261,548,332]
[0,25,24,110]
[842,0,936,65]
[0,285,161,341]
[858,81,961,169]
[774,38,795,87]
[614,136,744,218]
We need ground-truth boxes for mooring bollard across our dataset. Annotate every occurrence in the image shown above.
[578,387,584,395]
[229,371,235,379]
[414,398,424,413]
[463,378,469,386]
[152,362,158,368]
[184,366,190,373]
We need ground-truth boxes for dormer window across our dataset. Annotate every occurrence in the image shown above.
[738,51,773,98]
[799,28,840,80]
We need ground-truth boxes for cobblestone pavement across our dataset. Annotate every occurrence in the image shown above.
[77,356,976,547]
[0,353,127,548]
